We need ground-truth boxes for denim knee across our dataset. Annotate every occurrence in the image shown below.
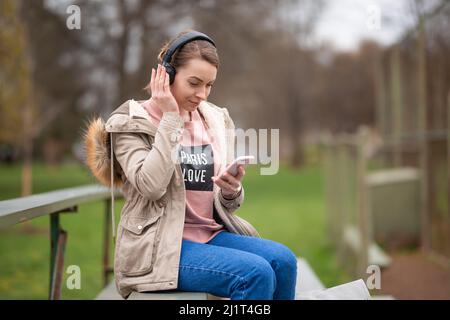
[272,246,298,300]
[236,257,276,300]
[270,244,298,277]
[280,247,298,273]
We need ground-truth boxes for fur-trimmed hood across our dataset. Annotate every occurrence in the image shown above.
[83,117,123,188]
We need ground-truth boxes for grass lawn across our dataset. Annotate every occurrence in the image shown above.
[0,161,350,299]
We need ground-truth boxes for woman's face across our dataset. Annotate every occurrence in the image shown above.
[170,58,217,113]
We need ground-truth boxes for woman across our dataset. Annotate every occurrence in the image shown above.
[85,30,297,300]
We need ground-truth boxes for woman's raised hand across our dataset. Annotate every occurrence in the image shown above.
[146,64,179,113]
[212,165,245,199]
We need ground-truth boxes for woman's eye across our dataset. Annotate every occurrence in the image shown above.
[189,82,213,88]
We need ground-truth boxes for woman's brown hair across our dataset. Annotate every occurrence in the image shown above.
[144,29,219,95]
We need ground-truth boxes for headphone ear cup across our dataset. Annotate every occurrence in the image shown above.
[163,62,176,85]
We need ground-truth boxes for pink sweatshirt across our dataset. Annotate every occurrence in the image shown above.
[142,101,224,243]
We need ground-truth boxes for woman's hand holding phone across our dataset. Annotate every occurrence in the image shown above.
[212,165,245,199]
[144,64,179,114]
[212,156,254,199]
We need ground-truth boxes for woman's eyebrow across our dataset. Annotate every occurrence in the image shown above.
[189,76,215,84]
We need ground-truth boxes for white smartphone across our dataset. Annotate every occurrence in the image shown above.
[223,155,255,176]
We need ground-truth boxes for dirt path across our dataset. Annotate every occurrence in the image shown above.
[376,250,450,300]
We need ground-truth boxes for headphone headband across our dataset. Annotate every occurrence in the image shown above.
[162,31,216,64]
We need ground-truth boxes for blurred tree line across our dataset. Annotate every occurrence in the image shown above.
[0,0,448,195]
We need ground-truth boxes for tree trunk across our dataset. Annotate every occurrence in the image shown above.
[21,98,34,196]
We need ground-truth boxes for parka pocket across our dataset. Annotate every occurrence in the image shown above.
[118,214,162,277]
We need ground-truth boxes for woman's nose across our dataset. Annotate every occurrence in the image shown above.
[195,87,208,100]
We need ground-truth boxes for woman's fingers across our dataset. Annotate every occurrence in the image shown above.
[151,63,172,96]
[161,65,167,91]
[234,165,245,181]
[163,65,170,92]
[150,68,156,94]
[212,176,237,193]
[148,63,179,113]
[222,172,241,188]
[214,173,240,190]
[221,166,245,185]
[151,64,172,96]
[153,65,158,95]
[156,64,163,93]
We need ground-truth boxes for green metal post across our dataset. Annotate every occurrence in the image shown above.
[49,213,59,298]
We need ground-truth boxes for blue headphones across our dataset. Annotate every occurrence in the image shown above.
[162,31,216,85]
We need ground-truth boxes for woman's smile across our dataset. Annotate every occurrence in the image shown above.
[188,100,200,107]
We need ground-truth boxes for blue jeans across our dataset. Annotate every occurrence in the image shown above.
[177,231,298,300]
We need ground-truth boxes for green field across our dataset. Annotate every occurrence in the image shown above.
[0,162,350,299]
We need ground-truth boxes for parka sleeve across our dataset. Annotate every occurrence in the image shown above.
[112,112,184,201]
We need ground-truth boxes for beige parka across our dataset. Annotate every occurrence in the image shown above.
[95,99,259,299]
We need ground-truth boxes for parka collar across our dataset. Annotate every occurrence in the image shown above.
[129,99,152,122]
[106,99,158,136]
[106,99,225,143]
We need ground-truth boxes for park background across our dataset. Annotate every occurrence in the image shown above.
[0,0,449,299]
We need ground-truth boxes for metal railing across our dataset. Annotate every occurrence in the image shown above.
[0,184,122,300]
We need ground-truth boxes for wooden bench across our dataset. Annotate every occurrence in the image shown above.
[95,257,325,300]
